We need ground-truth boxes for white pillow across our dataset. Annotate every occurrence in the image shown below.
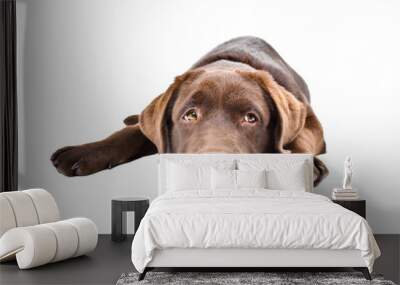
[236,169,268,189]
[211,168,236,190]
[266,164,307,191]
[167,162,211,191]
[211,168,268,190]
[238,159,310,191]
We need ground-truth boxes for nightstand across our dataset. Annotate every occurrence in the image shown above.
[332,199,366,219]
[111,197,149,241]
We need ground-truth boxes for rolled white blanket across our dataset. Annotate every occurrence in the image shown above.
[0,218,98,269]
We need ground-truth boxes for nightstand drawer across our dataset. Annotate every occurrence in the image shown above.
[332,200,366,219]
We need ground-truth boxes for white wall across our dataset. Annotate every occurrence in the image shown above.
[16,0,400,233]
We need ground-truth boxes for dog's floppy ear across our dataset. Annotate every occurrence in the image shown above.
[139,92,171,152]
[139,70,203,152]
[241,70,328,185]
[124,114,139,126]
[244,70,326,155]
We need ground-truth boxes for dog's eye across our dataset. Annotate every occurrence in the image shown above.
[244,113,258,124]
[182,109,198,122]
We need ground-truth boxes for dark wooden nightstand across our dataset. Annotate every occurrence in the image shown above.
[332,199,366,219]
[111,197,149,242]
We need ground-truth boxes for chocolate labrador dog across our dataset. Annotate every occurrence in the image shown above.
[51,36,328,185]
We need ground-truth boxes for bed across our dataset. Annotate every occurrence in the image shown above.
[131,154,380,280]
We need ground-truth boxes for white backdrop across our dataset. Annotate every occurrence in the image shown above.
[16,0,400,233]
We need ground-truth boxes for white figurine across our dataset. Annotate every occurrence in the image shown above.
[342,156,353,190]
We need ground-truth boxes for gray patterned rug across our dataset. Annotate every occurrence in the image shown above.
[116,272,396,285]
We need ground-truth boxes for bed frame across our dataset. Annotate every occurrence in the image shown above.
[137,154,372,281]
[138,248,371,280]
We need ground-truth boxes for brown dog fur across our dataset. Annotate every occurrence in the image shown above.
[51,36,328,185]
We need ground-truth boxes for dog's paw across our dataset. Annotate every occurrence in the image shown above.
[51,144,112,176]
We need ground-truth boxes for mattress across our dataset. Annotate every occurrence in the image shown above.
[131,190,380,273]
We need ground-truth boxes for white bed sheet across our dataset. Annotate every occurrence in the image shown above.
[131,190,380,273]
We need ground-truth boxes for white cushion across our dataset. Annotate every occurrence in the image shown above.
[23,189,60,224]
[159,155,313,193]
[211,168,236,190]
[0,196,16,237]
[236,169,268,189]
[167,162,211,191]
[0,189,60,234]
[1,192,39,227]
[0,218,97,269]
[65,218,98,257]
[266,163,308,191]
[42,221,78,262]
[161,156,236,193]
[1,226,57,268]
[211,169,268,190]
[238,159,310,191]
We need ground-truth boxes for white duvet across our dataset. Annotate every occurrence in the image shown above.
[131,190,380,273]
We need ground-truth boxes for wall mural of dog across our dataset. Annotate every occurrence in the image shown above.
[51,36,328,185]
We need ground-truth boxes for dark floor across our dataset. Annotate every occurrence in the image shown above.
[0,235,398,285]
[0,235,134,285]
